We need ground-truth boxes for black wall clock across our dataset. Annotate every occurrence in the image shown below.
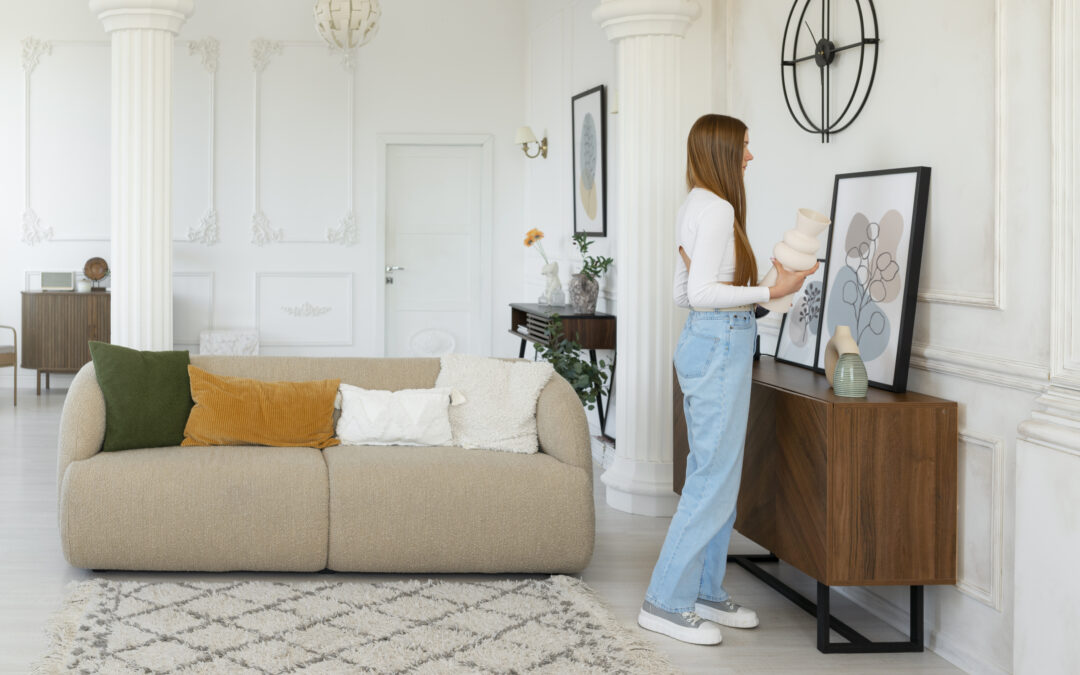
[781,0,879,143]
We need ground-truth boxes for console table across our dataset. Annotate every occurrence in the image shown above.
[673,356,957,653]
[21,291,110,394]
[509,303,615,440]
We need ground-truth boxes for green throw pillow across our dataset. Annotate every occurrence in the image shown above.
[88,341,194,452]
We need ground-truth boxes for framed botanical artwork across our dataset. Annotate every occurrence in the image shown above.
[815,167,931,393]
[571,85,607,237]
[774,259,827,370]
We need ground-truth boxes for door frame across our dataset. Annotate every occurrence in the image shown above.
[375,133,494,357]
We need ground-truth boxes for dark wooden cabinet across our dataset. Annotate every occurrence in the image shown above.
[674,356,958,652]
[21,291,110,393]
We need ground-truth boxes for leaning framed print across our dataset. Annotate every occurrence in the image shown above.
[571,85,607,237]
[774,259,827,370]
[815,166,931,393]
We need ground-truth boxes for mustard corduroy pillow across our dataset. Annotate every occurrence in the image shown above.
[182,365,341,449]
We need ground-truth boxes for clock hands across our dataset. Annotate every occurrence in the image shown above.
[784,38,879,66]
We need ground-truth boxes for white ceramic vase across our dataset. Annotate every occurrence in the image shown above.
[758,208,830,314]
[824,325,860,386]
[539,261,563,305]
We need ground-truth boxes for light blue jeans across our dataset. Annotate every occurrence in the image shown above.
[645,309,757,613]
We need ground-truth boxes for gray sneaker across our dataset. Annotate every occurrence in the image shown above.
[694,598,759,628]
[638,600,723,645]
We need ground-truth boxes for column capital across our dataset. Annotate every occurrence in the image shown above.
[592,0,701,41]
[89,0,194,34]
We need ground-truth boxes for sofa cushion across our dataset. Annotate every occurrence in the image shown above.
[88,341,194,452]
[435,354,554,454]
[59,445,329,571]
[183,365,340,449]
[336,384,457,446]
[325,445,594,573]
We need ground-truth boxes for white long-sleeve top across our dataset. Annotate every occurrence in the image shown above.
[673,188,771,309]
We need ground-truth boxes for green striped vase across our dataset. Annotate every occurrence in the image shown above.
[832,353,869,397]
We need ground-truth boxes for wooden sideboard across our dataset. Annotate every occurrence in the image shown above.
[21,292,110,394]
[673,356,957,653]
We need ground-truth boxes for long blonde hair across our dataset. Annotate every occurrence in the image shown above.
[686,114,758,287]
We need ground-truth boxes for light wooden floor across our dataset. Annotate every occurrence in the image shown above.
[0,389,964,674]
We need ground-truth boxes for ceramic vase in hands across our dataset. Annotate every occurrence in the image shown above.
[758,208,831,314]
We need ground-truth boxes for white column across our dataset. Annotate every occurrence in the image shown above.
[90,0,194,349]
[1014,0,1080,672]
[593,0,701,516]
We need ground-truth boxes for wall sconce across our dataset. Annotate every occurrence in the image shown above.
[515,126,548,159]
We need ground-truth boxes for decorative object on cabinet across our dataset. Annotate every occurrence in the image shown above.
[568,232,612,314]
[823,324,860,385]
[673,357,957,653]
[41,271,75,292]
[510,303,615,442]
[758,208,831,313]
[83,257,109,290]
[21,291,110,394]
[816,167,931,393]
[75,278,92,293]
[524,229,564,305]
[0,325,16,406]
[572,85,607,236]
[515,126,548,159]
[832,352,868,397]
[774,258,826,370]
[781,0,880,143]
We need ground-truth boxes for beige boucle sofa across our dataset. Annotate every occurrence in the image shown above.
[57,356,595,573]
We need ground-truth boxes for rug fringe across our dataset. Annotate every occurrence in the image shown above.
[550,575,680,675]
[30,579,98,675]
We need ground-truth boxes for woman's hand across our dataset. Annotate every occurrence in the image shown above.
[768,258,819,299]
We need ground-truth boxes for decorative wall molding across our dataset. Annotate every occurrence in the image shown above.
[20,37,53,245]
[908,341,1049,393]
[254,272,353,346]
[178,37,220,246]
[918,0,1007,310]
[250,39,356,246]
[281,302,331,317]
[1050,0,1080,388]
[19,37,109,244]
[172,272,215,345]
[955,431,1006,611]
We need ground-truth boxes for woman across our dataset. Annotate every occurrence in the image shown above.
[638,114,818,646]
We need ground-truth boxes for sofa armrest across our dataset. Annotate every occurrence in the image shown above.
[536,374,593,472]
[57,363,106,500]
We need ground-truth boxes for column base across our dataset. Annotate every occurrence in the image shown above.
[600,456,679,516]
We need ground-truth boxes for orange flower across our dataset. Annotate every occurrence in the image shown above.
[524,228,545,247]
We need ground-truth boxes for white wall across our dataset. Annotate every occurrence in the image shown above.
[0,0,528,390]
[721,0,1051,672]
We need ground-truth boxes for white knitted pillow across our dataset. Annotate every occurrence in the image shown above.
[435,354,555,454]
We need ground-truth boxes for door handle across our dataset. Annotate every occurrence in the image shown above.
[385,265,405,273]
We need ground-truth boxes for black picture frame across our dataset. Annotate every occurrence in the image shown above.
[773,258,828,371]
[571,85,607,237]
[814,166,932,393]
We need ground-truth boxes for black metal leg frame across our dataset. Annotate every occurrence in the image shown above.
[727,554,924,654]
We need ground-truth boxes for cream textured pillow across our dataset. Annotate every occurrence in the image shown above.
[435,354,555,454]
[336,384,457,447]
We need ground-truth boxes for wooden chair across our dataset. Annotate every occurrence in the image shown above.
[0,325,15,406]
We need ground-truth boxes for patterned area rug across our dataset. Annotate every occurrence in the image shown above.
[33,576,675,674]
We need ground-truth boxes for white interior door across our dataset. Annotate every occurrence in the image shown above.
[383,140,489,357]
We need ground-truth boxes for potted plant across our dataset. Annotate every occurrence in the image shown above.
[568,232,613,314]
[536,314,611,411]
